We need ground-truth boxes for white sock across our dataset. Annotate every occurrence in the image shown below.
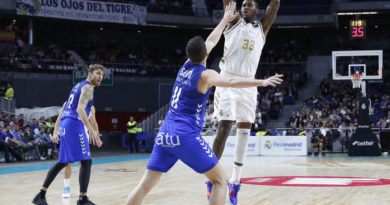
[64,179,70,187]
[230,128,250,184]
[230,165,243,185]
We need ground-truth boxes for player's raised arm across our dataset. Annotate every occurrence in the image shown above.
[260,0,280,37]
[77,85,99,146]
[201,69,283,89]
[205,1,238,54]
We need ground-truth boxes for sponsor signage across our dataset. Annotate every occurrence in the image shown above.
[241,176,390,187]
[16,0,147,25]
[203,136,260,156]
[260,136,307,156]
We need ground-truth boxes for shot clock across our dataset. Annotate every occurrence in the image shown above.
[350,20,366,39]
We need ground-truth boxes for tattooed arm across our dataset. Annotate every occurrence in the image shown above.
[260,0,280,38]
[77,85,101,147]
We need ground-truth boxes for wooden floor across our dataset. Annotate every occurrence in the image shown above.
[1,154,390,205]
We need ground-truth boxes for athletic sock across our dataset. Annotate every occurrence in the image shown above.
[231,128,250,184]
[230,165,243,184]
[64,178,70,187]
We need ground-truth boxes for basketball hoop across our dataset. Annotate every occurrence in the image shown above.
[350,74,363,88]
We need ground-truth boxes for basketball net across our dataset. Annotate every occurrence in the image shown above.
[350,74,363,88]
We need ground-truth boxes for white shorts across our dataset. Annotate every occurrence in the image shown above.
[213,72,257,123]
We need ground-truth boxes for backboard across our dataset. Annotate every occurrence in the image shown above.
[332,50,382,80]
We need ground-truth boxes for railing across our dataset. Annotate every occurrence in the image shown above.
[139,104,169,132]
[0,99,15,116]
[0,57,181,77]
[275,127,390,136]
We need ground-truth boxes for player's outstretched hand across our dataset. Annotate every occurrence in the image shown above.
[263,73,284,87]
[222,1,239,23]
[52,130,59,144]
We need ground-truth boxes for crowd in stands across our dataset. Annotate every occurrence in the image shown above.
[201,67,308,135]
[286,69,390,153]
[78,41,187,77]
[0,41,188,77]
[0,111,59,163]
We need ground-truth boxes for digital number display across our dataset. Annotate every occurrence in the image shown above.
[350,20,366,27]
[350,20,366,39]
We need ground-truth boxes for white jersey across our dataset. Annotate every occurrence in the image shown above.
[219,18,265,77]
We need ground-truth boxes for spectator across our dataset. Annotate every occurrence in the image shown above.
[34,122,44,135]
[16,114,24,126]
[298,127,306,136]
[34,127,57,159]
[45,117,55,129]
[157,115,165,128]
[19,128,45,160]
[30,118,38,131]
[0,125,23,162]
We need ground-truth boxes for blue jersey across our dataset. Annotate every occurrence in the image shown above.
[61,81,94,121]
[165,61,211,135]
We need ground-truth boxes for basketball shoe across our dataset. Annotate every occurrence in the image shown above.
[77,196,96,205]
[228,181,241,205]
[205,181,212,200]
[62,186,70,198]
[32,192,48,205]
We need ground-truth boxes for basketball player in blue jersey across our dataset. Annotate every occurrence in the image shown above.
[51,105,100,199]
[211,0,280,204]
[126,2,283,205]
[33,64,105,205]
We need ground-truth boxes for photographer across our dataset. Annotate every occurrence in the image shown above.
[310,129,325,156]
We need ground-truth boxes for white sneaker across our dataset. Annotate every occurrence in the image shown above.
[62,186,70,198]
[40,156,46,161]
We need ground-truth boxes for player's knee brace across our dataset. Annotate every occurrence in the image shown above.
[234,129,250,164]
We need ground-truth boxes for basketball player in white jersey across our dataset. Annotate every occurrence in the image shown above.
[210,0,280,204]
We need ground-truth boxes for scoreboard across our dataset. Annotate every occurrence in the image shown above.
[350,20,366,39]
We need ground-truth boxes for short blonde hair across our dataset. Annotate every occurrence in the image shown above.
[88,64,106,73]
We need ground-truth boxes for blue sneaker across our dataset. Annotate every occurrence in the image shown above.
[205,181,212,200]
[62,186,70,198]
[228,182,241,205]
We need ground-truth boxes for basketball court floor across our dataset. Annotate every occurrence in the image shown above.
[1,154,390,205]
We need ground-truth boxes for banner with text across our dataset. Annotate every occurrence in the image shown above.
[16,0,147,25]
[260,136,307,156]
[203,136,260,156]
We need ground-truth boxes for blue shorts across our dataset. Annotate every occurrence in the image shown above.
[147,123,218,174]
[58,118,91,163]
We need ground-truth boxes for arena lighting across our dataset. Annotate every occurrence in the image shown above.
[337,11,378,16]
